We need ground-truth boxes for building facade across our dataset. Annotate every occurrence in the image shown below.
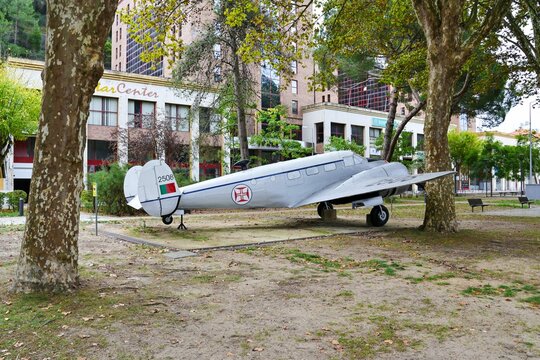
[4,58,221,193]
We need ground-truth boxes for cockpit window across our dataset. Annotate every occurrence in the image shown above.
[353,155,364,165]
[343,156,354,167]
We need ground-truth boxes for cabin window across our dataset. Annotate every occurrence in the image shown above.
[287,171,301,180]
[343,156,354,167]
[306,167,319,176]
[324,163,336,172]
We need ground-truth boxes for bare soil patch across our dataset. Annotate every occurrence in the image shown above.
[1,205,539,359]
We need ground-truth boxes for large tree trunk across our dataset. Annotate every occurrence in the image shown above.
[12,0,117,293]
[411,0,510,232]
[421,57,460,232]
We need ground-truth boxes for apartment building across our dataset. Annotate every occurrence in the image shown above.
[111,0,337,139]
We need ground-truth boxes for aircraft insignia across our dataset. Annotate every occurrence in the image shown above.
[232,184,252,205]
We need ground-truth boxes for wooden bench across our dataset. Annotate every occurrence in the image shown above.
[518,196,534,208]
[467,198,489,212]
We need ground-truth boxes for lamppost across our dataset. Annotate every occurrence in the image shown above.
[529,102,534,184]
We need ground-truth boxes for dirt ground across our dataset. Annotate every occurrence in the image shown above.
[1,204,539,359]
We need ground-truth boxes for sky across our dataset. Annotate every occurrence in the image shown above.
[490,97,540,133]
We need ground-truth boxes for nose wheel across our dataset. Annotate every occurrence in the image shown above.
[369,205,389,227]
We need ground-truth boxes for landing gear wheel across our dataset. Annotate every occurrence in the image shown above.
[370,205,389,227]
[317,202,334,218]
[162,215,173,225]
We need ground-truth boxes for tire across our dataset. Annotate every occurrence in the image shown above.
[162,215,173,225]
[370,205,389,227]
[317,202,334,218]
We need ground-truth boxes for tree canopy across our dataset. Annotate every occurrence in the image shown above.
[0,66,40,169]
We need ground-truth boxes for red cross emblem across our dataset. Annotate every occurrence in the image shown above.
[232,184,252,205]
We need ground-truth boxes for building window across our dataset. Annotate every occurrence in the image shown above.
[351,125,364,145]
[87,140,114,163]
[327,94,331,102]
[115,31,118,42]
[115,47,118,60]
[213,44,222,59]
[369,127,382,151]
[116,14,118,26]
[369,127,382,141]
[261,61,280,109]
[119,62,121,71]
[291,100,298,115]
[401,106,406,115]
[330,123,345,138]
[322,95,325,102]
[417,133,424,151]
[89,96,118,126]
[200,107,220,134]
[119,45,122,57]
[291,60,297,74]
[291,80,298,94]
[119,27,122,40]
[315,122,324,143]
[165,104,189,131]
[214,66,222,82]
[128,100,155,128]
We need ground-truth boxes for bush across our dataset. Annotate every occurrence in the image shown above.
[80,189,94,211]
[0,192,6,209]
[87,163,141,216]
[7,190,28,210]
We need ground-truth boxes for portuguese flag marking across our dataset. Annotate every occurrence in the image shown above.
[159,182,176,195]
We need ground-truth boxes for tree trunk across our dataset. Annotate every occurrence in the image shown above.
[421,58,459,232]
[231,39,249,161]
[12,0,117,293]
[382,87,398,160]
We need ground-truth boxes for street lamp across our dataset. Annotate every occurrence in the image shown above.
[529,102,534,184]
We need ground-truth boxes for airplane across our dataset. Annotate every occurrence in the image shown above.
[123,150,453,229]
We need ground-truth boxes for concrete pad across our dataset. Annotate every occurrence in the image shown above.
[102,211,372,251]
[164,250,198,259]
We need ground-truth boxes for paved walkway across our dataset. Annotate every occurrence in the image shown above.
[0,213,122,226]
[479,206,540,217]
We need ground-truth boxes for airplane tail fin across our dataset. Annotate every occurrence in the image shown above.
[123,161,181,218]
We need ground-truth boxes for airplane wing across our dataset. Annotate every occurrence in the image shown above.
[293,169,454,208]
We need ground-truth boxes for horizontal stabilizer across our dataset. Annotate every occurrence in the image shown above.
[127,196,142,210]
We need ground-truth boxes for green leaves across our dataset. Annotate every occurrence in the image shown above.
[0,66,40,163]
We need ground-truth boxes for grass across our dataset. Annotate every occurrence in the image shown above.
[336,314,449,358]
[0,289,174,359]
[462,283,540,300]
[406,272,456,284]
[522,296,540,305]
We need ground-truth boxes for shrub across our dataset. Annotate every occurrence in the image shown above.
[0,192,6,209]
[80,189,94,211]
[7,190,28,210]
[87,163,141,216]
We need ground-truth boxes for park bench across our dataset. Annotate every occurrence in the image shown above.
[467,198,489,212]
[518,196,534,208]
